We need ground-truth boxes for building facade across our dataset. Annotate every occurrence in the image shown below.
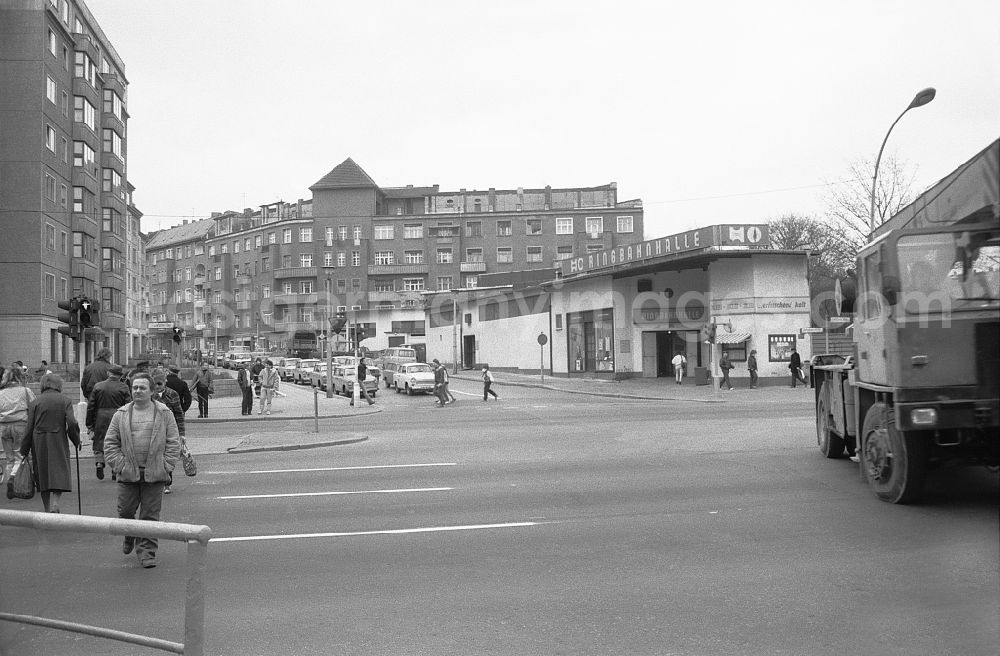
[144,158,645,358]
[0,0,134,365]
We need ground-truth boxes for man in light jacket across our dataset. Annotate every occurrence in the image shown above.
[104,372,180,569]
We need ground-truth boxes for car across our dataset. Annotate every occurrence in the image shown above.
[389,361,436,395]
[291,359,320,384]
[376,346,418,371]
[381,361,400,388]
[328,364,379,397]
[333,356,381,384]
[308,363,331,390]
[275,357,301,381]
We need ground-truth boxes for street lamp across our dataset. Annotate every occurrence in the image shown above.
[323,266,335,398]
[869,87,936,231]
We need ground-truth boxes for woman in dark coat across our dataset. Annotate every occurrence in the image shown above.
[19,374,81,513]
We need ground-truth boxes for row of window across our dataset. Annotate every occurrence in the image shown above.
[373,216,633,239]
[42,270,124,313]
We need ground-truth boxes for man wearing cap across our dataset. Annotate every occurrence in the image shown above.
[81,347,114,400]
[165,365,192,414]
[86,364,131,480]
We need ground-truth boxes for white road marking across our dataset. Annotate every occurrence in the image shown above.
[218,487,452,500]
[210,462,457,475]
[211,521,540,543]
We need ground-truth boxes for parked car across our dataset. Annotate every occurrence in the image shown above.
[275,357,301,381]
[292,358,320,384]
[381,361,401,388]
[328,364,379,397]
[309,363,331,390]
[389,361,437,395]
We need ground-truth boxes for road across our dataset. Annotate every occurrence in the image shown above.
[2,379,997,655]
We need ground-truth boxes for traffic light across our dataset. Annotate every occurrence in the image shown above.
[78,297,98,329]
[57,297,80,341]
[172,327,184,344]
[330,311,346,334]
[356,325,366,342]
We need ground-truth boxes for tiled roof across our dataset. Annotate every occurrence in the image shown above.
[310,158,378,191]
[145,218,214,249]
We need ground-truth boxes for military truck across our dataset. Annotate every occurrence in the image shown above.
[812,140,999,503]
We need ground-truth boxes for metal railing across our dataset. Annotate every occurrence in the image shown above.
[0,509,211,655]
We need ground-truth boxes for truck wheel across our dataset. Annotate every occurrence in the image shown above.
[860,402,926,504]
[816,384,845,458]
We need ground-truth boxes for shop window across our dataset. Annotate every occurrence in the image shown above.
[768,334,796,362]
[567,309,614,372]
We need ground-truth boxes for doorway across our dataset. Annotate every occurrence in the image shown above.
[463,335,476,369]
[642,330,687,378]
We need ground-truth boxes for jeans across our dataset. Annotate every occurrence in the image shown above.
[241,387,253,414]
[749,370,758,388]
[117,471,165,557]
[0,421,26,478]
[196,385,210,416]
[483,381,498,400]
[720,370,733,389]
[261,387,276,412]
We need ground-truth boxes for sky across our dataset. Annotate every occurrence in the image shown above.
[85,0,1000,240]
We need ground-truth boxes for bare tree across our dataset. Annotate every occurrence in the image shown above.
[823,154,918,255]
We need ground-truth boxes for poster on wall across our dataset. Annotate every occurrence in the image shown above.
[768,334,797,362]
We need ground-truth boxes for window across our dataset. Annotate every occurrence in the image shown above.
[45,224,56,252]
[337,252,346,267]
[254,235,261,249]
[46,76,57,104]
[436,248,453,264]
[61,91,69,117]
[283,283,292,295]
[496,220,512,237]
[260,256,269,272]
[282,228,292,244]
[300,281,313,294]
[300,253,313,268]
[436,276,453,290]
[465,222,482,237]
[102,128,122,158]
[281,255,291,268]
[556,245,574,260]
[556,217,574,235]
[43,172,56,201]
[353,226,362,241]
[44,273,56,300]
[402,278,425,291]
[48,29,57,56]
[466,248,483,263]
[325,226,334,245]
[323,252,333,267]
[617,216,634,233]
[101,168,121,197]
[374,225,394,240]
[338,226,348,241]
[586,244,603,254]
[337,279,347,292]
[232,265,239,279]
[586,217,604,235]
[526,218,542,235]
[233,240,240,254]
[372,280,394,292]
[526,246,543,262]
[261,285,270,298]
[404,224,423,239]
[61,231,68,255]
[497,247,513,263]
[374,251,394,265]
[45,125,56,152]
[74,51,97,88]
[404,250,424,264]
[464,275,478,288]
[300,227,312,242]
[214,266,221,281]
[268,231,276,244]
[73,141,95,167]
[103,89,123,120]
[352,251,360,266]
[352,278,361,290]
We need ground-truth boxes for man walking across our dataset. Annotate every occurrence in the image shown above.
[192,362,213,417]
[237,363,253,415]
[85,364,130,480]
[789,347,807,387]
[671,351,687,385]
[81,347,114,400]
[165,365,192,415]
[432,359,449,406]
[748,349,759,389]
[250,358,264,400]
[482,364,499,401]
[258,360,280,415]
[350,358,375,407]
[719,352,734,390]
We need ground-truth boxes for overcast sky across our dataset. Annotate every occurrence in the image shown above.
[85,0,999,239]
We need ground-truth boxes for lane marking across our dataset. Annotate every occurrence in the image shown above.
[218,487,452,500]
[210,462,457,475]
[211,521,540,543]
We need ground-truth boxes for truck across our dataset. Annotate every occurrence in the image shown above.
[812,139,999,503]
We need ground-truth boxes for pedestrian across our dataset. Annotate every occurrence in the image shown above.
[35,360,52,378]
[671,351,687,385]
[104,372,180,569]
[432,359,449,406]
[165,365,192,414]
[250,358,264,400]
[192,362,214,418]
[443,364,456,403]
[789,347,807,387]
[482,364,499,401]
[719,352,734,390]
[258,360,280,415]
[151,369,185,494]
[748,349,759,389]
[18,374,81,513]
[350,358,375,406]
[85,364,130,481]
[0,366,36,485]
[81,347,114,400]
[237,362,253,415]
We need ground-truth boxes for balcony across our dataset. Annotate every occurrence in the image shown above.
[273,266,317,280]
[367,290,424,304]
[273,321,320,333]
[272,292,319,305]
[460,260,487,273]
[72,212,99,239]
[367,263,429,275]
[236,274,253,285]
[193,275,207,287]
[193,298,206,309]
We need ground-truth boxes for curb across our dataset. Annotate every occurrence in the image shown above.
[448,375,725,403]
[227,435,370,454]
[187,406,382,423]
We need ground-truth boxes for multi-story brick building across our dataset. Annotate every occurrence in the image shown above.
[144,158,645,358]
[0,0,135,365]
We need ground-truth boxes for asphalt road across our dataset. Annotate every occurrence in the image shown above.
[2,380,997,655]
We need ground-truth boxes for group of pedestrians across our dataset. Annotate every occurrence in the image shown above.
[236,358,281,415]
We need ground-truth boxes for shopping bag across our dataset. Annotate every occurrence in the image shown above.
[6,456,35,500]
[181,446,197,477]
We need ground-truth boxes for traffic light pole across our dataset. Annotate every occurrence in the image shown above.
[78,338,85,404]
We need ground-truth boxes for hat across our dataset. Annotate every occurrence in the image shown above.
[168,365,180,373]
[108,364,124,376]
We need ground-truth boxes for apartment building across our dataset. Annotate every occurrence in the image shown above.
[0,0,134,365]
[144,158,645,357]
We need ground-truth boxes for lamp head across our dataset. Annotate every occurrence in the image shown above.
[908,87,936,109]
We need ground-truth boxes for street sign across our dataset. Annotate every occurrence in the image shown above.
[148,322,174,330]
[829,317,851,324]
[537,333,548,346]
[799,327,824,334]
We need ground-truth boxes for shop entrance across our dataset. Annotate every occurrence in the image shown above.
[641,330,696,378]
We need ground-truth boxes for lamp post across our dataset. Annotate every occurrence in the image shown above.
[451,290,459,375]
[869,87,936,231]
[323,267,335,398]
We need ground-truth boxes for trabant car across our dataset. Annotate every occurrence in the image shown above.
[389,361,436,395]
[328,364,379,397]
[291,359,320,385]
[275,357,301,381]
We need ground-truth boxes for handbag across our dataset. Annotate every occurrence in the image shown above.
[6,455,35,500]
[181,446,197,477]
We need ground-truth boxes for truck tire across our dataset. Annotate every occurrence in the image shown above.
[816,383,845,458]
[860,402,926,504]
